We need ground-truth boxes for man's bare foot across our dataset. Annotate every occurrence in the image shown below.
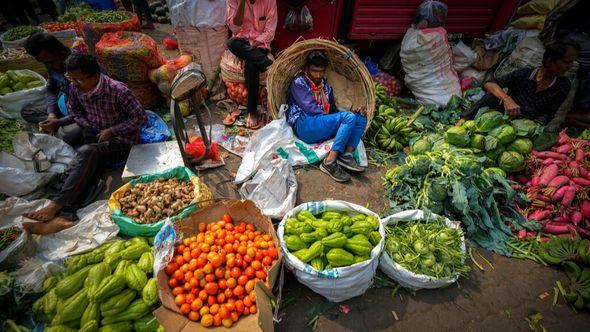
[22,217,75,235]
[246,113,261,129]
[22,201,63,222]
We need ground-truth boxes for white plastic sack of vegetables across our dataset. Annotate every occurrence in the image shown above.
[379,210,466,290]
[0,70,47,119]
[277,200,385,302]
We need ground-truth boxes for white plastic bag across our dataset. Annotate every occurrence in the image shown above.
[235,113,368,184]
[239,158,297,220]
[0,132,76,197]
[277,200,385,302]
[401,27,461,106]
[37,200,119,260]
[379,210,466,290]
[0,224,34,270]
[494,36,545,79]
[152,218,176,277]
[0,70,47,118]
[452,41,478,73]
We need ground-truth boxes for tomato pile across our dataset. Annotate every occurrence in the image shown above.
[224,81,266,106]
[41,22,82,33]
[165,214,279,328]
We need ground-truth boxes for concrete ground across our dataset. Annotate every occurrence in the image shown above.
[99,24,590,331]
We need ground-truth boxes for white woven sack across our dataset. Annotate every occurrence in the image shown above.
[278,200,385,302]
[379,210,466,290]
[401,27,461,107]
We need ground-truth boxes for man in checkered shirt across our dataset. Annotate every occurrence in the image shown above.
[22,53,147,234]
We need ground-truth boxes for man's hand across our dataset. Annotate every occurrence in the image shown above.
[97,128,114,142]
[503,97,521,118]
[39,117,60,133]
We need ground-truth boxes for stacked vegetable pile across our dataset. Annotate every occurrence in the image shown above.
[41,22,82,33]
[443,108,543,173]
[0,70,45,95]
[539,237,590,310]
[368,107,420,152]
[2,26,43,42]
[384,148,528,255]
[119,178,195,224]
[0,227,21,252]
[57,3,94,23]
[164,214,279,328]
[224,81,266,107]
[83,11,129,23]
[33,238,161,331]
[0,118,21,152]
[284,210,381,269]
[511,130,590,237]
[384,216,470,279]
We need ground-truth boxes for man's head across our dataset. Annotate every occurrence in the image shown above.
[65,53,101,93]
[304,50,329,86]
[542,41,580,76]
[24,32,71,72]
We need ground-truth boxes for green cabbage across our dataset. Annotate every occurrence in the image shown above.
[511,119,542,138]
[486,146,504,162]
[410,138,432,155]
[484,135,499,151]
[445,126,470,147]
[506,138,533,155]
[429,178,448,201]
[462,120,476,131]
[490,124,517,145]
[497,151,525,172]
[484,167,506,178]
[474,108,506,132]
[412,156,431,176]
[470,134,485,150]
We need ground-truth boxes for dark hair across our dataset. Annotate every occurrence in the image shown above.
[24,32,70,57]
[543,41,580,64]
[306,50,329,68]
[65,53,100,75]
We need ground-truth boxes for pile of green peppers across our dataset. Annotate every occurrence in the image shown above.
[84,11,128,23]
[284,210,382,270]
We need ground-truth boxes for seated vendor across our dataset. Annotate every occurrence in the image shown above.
[287,50,367,183]
[24,32,83,146]
[22,53,147,235]
[464,42,579,125]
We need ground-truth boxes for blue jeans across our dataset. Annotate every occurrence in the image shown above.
[295,111,367,153]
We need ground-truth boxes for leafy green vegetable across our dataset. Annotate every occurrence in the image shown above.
[474,108,506,132]
[84,11,128,23]
[489,124,516,145]
[384,216,470,279]
[384,147,527,255]
[506,138,533,155]
[445,126,470,147]
[0,118,21,152]
[511,119,543,138]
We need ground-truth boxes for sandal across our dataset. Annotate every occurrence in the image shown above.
[245,112,263,130]
[223,108,242,126]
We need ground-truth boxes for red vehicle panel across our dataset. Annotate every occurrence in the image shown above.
[348,0,519,39]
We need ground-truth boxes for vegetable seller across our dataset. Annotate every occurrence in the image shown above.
[225,0,277,129]
[23,32,107,146]
[464,42,580,125]
[287,50,367,183]
[22,53,147,235]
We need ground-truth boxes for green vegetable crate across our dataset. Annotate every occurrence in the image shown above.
[278,200,385,302]
[379,210,467,290]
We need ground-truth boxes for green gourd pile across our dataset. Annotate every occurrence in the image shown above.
[33,237,162,332]
[0,70,44,95]
[284,210,381,270]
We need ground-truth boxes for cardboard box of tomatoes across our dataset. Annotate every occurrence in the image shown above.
[154,199,283,331]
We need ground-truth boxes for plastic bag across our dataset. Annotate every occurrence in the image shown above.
[152,218,176,277]
[452,41,478,73]
[414,0,448,28]
[140,110,171,144]
[185,136,221,161]
[379,210,466,290]
[283,5,313,32]
[239,158,297,219]
[235,112,368,184]
[0,133,76,197]
[400,28,461,106]
[277,200,385,302]
[0,70,47,118]
[0,225,34,271]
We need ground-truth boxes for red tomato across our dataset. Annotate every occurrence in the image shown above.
[204,282,219,295]
[165,262,179,275]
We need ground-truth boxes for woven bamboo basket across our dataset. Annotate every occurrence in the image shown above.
[266,38,375,125]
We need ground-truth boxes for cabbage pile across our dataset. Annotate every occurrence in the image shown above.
[441,108,543,173]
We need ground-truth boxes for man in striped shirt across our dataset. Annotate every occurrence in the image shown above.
[22,53,147,234]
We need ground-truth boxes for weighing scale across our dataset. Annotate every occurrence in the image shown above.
[122,64,215,181]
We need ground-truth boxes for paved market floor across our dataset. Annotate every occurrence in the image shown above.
[97,24,590,331]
